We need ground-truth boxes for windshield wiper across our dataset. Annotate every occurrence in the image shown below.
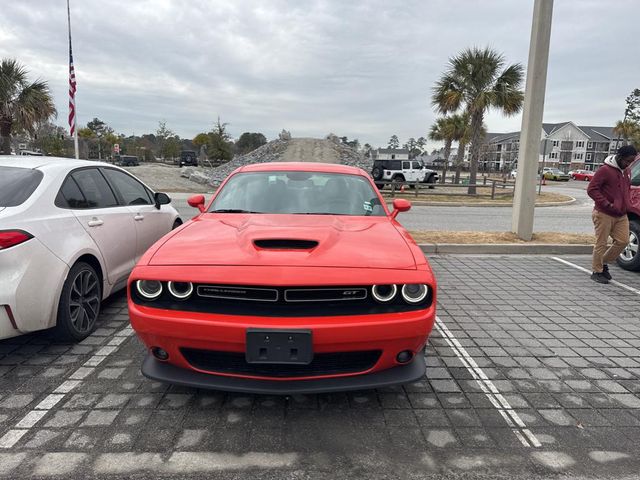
[210,209,262,213]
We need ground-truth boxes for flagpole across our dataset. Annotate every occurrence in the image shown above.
[67,0,79,159]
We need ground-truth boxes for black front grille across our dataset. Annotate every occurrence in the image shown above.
[197,285,279,302]
[283,288,367,302]
[181,348,381,378]
[132,283,433,316]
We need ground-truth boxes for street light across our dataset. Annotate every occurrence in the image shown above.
[512,0,554,241]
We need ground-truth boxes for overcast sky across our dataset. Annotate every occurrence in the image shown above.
[1,0,638,149]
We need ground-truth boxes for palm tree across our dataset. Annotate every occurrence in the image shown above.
[429,114,466,183]
[453,116,487,184]
[0,59,57,154]
[613,120,639,145]
[432,47,524,194]
[452,114,471,184]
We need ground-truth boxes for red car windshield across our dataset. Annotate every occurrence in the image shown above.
[209,171,386,216]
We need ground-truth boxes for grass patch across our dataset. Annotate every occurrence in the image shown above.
[409,231,595,244]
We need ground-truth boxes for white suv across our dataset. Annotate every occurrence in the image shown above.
[371,159,438,188]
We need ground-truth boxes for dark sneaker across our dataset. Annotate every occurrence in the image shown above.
[591,272,609,284]
[602,264,612,281]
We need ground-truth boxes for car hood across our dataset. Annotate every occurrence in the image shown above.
[149,214,416,269]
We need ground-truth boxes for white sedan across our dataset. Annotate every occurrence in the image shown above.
[0,156,181,341]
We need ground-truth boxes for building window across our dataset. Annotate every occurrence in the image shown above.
[573,153,583,160]
[391,154,395,159]
[552,140,559,147]
[587,142,593,149]
[549,152,557,159]
[586,153,592,161]
[576,141,584,148]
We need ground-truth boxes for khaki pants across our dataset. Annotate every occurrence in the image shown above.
[592,210,629,272]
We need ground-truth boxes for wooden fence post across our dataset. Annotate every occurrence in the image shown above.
[491,180,496,200]
[415,181,419,197]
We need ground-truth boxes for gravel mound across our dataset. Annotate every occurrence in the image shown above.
[334,142,372,172]
[183,137,372,187]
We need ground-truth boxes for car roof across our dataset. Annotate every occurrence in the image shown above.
[0,155,111,171]
[236,162,365,176]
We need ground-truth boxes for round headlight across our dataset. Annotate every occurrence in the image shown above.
[167,281,193,299]
[371,284,397,303]
[401,284,429,304]
[136,280,163,300]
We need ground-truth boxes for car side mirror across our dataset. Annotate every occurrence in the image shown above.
[154,192,171,209]
[188,194,206,213]
[391,198,411,219]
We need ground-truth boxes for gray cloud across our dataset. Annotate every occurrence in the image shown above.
[1,0,638,149]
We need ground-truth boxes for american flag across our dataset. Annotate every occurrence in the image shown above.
[68,48,76,136]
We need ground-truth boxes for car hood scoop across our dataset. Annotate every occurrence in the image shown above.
[253,239,319,250]
[150,214,416,269]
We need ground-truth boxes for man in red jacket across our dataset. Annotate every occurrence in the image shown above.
[587,145,637,283]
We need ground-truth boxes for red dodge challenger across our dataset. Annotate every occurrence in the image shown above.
[128,162,437,394]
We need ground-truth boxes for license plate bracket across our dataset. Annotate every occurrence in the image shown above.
[246,329,313,364]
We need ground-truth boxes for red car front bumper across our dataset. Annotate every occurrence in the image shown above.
[129,301,435,394]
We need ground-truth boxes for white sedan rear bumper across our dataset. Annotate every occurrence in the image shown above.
[0,238,69,339]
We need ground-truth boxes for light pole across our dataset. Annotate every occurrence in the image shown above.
[512,0,554,241]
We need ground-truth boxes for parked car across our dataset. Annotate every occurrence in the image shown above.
[0,156,181,341]
[542,168,570,181]
[571,169,594,181]
[115,155,140,166]
[179,150,198,167]
[617,156,640,271]
[129,162,437,394]
[371,159,438,189]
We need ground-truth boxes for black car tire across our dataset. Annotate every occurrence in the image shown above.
[375,183,385,190]
[172,219,182,230]
[55,262,101,342]
[372,166,383,181]
[617,220,640,271]
[426,173,436,189]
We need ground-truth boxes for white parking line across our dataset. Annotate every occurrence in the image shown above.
[0,324,135,449]
[434,317,541,448]
[552,257,640,295]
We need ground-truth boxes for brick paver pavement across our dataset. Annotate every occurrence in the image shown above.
[0,255,639,479]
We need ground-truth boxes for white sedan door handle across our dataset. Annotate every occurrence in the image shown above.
[87,218,103,227]
[134,214,144,221]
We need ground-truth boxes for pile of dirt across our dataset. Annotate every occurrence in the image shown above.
[182,136,371,187]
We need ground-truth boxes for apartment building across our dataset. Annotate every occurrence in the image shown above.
[468,122,619,172]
